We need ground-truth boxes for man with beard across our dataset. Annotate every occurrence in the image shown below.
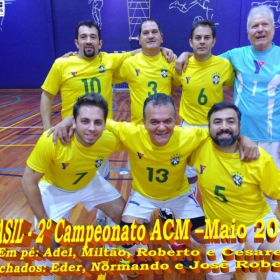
[188,102,280,280]
[40,20,133,132]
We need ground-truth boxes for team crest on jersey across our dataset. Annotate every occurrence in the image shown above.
[135,69,140,76]
[161,69,168,78]
[71,72,78,77]
[212,72,220,85]
[137,152,144,159]
[231,171,244,187]
[99,65,106,73]
[200,165,206,174]
[171,154,181,166]
[253,60,265,74]
[185,77,191,84]
[62,163,70,170]
[95,157,104,168]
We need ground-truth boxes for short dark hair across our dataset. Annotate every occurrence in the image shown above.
[138,19,162,36]
[73,93,108,121]
[143,93,176,120]
[76,20,101,40]
[207,102,242,124]
[190,19,216,39]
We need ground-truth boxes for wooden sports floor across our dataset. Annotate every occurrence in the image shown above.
[0,89,266,280]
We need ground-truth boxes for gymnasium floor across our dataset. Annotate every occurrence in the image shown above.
[0,89,267,280]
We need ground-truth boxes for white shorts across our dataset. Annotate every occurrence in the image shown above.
[98,158,110,180]
[257,142,280,212]
[180,120,208,179]
[205,211,280,275]
[122,190,204,223]
[37,172,121,224]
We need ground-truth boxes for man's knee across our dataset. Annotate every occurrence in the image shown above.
[97,196,125,224]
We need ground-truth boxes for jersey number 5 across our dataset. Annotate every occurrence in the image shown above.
[214,185,228,203]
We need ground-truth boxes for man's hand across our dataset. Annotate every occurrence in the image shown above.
[46,116,73,145]
[62,51,78,58]
[239,136,260,161]
[161,47,177,63]
[175,52,193,75]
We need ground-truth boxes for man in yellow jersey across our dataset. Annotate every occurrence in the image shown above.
[188,102,280,280]
[41,20,131,131]
[113,19,179,124]
[105,93,258,275]
[160,20,234,223]
[22,93,125,280]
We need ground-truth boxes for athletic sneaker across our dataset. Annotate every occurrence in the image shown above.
[158,208,174,220]
[127,252,142,278]
[116,246,145,278]
[168,244,194,269]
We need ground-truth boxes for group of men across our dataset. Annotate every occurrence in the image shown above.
[21,4,280,280]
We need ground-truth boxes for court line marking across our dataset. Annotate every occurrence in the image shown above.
[0,126,43,129]
[0,103,61,133]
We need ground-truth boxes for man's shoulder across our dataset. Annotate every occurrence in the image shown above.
[54,55,80,64]
[271,44,280,52]
[212,55,231,63]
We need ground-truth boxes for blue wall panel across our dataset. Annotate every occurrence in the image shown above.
[0,0,55,88]
[0,0,280,89]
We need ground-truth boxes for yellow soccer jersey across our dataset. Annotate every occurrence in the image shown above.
[27,130,125,191]
[42,52,131,119]
[106,120,209,200]
[177,55,234,125]
[188,138,280,226]
[113,52,178,124]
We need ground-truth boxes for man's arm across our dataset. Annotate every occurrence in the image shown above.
[175,52,193,75]
[239,135,259,161]
[40,91,55,131]
[21,166,48,221]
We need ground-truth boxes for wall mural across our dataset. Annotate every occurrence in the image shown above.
[88,0,104,29]
[252,1,280,27]
[0,0,16,32]
[169,0,219,25]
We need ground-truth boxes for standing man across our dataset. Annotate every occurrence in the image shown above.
[22,93,125,280]
[188,102,280,280]
[173,19,234,200]
[113,19,179,124]
[41,20,132,132]
[219,5,280,212]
